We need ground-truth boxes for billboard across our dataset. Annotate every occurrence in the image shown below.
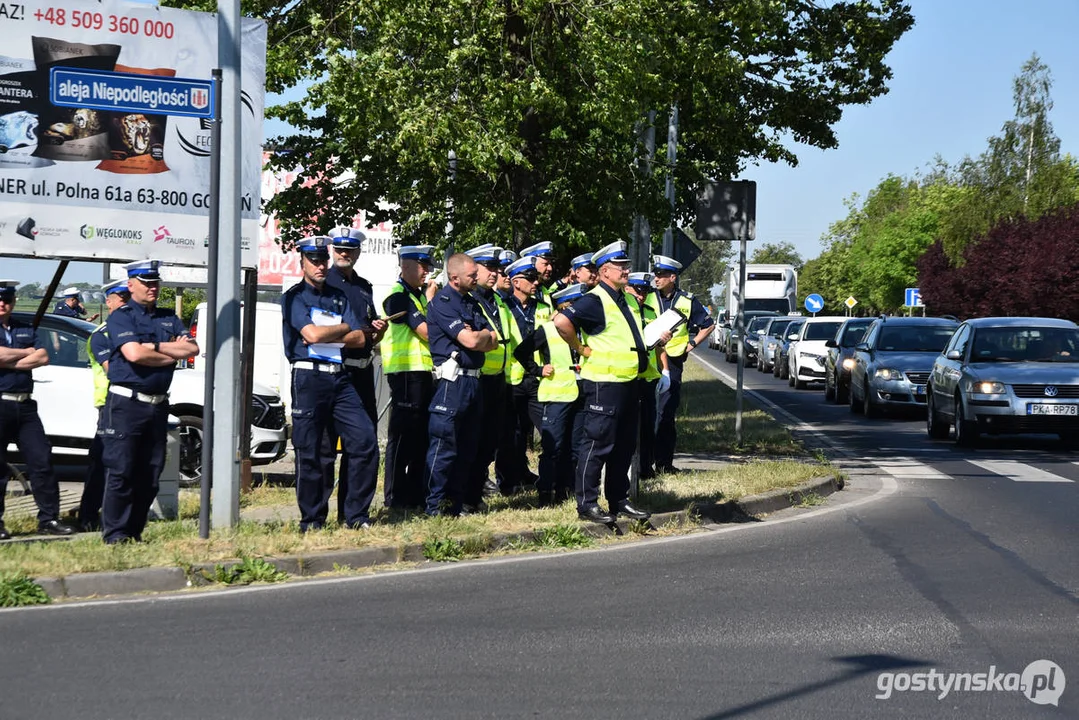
[0,0,266,267]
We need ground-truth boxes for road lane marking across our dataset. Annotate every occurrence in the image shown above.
[872,457,951,480]
[968,459,1074,483]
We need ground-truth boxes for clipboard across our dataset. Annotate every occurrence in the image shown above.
[642,308,687,349]
[381,310,408,322]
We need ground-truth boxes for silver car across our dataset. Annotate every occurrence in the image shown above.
[926,317,1079,446]
[849,316,958,417]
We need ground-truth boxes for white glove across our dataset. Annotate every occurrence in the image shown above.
[656,369,671,395]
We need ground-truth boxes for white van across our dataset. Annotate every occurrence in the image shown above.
[189,301,289,399]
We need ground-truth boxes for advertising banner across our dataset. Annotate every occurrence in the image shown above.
[0,0,267,267]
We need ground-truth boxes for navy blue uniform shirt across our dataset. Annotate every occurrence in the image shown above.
[0,317,44,393]
[105,302,188,395]
[657,289,714,333]
[280,279,362,363]
[383,279,427,332]
[89,325,111,367]
[426,285,491,370]
[507,294,548,342]
[472,287,504,335]
[52,301,83,318]
[562,282,648,374]
[325,268,377,360]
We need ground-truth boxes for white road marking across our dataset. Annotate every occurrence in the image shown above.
[872,457,952,480]
[968,459,1074,483]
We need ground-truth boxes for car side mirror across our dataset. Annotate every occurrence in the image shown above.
[787,333,799,340]
[825,339,838,348]
[855,342,870,352]
[946,349,962,360]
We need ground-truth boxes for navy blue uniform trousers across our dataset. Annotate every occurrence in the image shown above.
[655,354,686,468]
[465,374,505,507]
[291,367,378,529]
[573,378,639,510]
[326,365,378,523]
[539,399,576,498]
[100,393,169,543]
[638,378,658,474]
[384,371,432,509]
[425,375,481,515]
[0,398,60,524]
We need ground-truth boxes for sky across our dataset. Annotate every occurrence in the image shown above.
[6,0,1079,285]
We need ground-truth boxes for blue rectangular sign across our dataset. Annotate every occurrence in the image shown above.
[49,67,214,119]
[905,287,923,307]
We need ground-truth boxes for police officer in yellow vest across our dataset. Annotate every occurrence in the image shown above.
[381,245,438,510]
[521,241,559,303]
[514,283,586,506]
[501,255,552,494]
[464,243,511,509]
[554,241,670,524]
[627,272,671,481]
[648,254,715,474]
[571,252,598,289]
[78,279,130,531]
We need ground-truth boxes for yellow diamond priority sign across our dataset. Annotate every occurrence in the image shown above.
[845,296,858,309]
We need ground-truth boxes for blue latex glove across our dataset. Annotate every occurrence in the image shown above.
[656,369,671,395]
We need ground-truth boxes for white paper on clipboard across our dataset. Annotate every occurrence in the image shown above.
[642,308,687,348]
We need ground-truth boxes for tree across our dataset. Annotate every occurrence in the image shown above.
[166,0,913,260]
[678,234,733,307]
[749,241,803,270]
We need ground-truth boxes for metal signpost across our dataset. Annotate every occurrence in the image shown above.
[696,180,756,446]
[845,296,858,316]
[804,293,824,316]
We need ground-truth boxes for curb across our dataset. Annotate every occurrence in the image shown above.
[30,475,841,602]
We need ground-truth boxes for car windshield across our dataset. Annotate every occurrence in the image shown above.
[768,319,792,336]
[877,325,955,353]
[747,317,773,333]
[745,299,791,313]
[803,322,842,341]
[970,327,1079,363]
[840,322,872,347]
[785,322,804,340]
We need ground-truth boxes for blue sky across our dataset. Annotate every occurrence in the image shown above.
[8,0,1079,285]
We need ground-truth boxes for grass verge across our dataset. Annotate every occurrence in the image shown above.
[1,357,830,580]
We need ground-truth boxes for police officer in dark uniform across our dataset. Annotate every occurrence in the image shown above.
[424,252,497,516]
[53,286,100,321]
[324,226,387,524]
[100,261,197,543]
[553,242,669,524]
[464,243,512,505]
[0,280,76,540]
[281,236,381,531]
[571,252,598,289]
[78,278,130,531]
[381,244,438,511]
[649,255,715,474]
[521,241,559,302]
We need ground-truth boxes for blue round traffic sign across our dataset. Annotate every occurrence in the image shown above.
[804,293,825,313]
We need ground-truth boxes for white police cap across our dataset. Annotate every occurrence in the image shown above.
[102,279,129,296]
[552,283,587,304]
[396,245,436,264]
[124,259,163,280]
[0,280,18,292]
[328,226,366,248]
[465,244,502,263]
[591,241,630,267]
[627,272,654,288]
[506,256,539,278]
[571,252,595,270]
[521,241,554,258]
[61,286,81,297]
[498,249,518,267]
[652,254,683,273]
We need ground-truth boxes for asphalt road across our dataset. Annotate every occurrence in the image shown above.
[1,351,1076,719]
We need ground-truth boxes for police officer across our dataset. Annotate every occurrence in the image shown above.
[502,256,550,494]
[553,242,669,524]
[0,280,76,540]
[78,279,130,531]
[521,241,558,301]
[648,255,715,474]
[626,272,670,480]
[571,253,598,288]
[53,286,100,322]
[495,250,516,301]
[424,253,497,516]
[513,283,586,506]
[100,261,197,543]
[281,237,380,531]
[381,244,438,511]
[324,226,388,523]
[464,243,511,508]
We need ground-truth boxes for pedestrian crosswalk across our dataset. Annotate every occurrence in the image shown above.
[857,455,1078,484]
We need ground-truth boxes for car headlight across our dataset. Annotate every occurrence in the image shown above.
[767,341,777,350]
[841,358,856,370]
[969,380,1006,394]
[874,368,903,381]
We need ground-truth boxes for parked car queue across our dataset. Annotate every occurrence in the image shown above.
[718,311,1079,448]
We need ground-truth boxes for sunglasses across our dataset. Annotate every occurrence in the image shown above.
[0,294,15,303]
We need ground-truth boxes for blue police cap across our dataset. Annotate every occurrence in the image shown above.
[652,254,683,273]
[521,241,554,258]
[498,249,518,268]
[571,252,595,271]
[296,235,331,257]
[466,243,503,264]
[506,256,539,279]
[397,245,436,264]
[102,279,129,296]
[628,272,654,288]
[328,226,366,249]
[552,283,587,304]
[0,280,17,299]
[125,260,163,280]
[591,241,630,267]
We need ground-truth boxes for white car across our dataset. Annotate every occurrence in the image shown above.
[787,316,846,390]
[6,312,288,486]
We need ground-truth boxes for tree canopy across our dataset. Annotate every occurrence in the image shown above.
[167,0,914,264]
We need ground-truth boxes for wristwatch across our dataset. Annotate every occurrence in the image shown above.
[688,339,698,350]
[153,341,160,353]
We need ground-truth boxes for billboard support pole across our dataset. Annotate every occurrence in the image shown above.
[211,0,243,530]
[199,68,223,540]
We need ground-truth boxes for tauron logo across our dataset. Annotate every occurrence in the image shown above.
[81,225,95,240]
[154,225,171,242]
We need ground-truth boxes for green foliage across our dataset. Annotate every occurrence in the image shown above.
[535,524,594,549]
[749,242,803,270]
[0,572,51,607]
[211,556,289,585]
[422,537,465,562]
[161,0,911,261]
[156,287,207,327]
